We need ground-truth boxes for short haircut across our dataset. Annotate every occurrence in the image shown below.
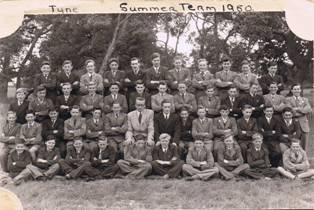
[180,106,189,113]
[173,55,182,61]
[197,105,206,111]
[291,83,301,90]
[41,61,50,67]
[135,97,145,103]
[228,85,237,90]
[291,138,301,144]
[197,58,207,64]
[241,60,250,66]
[62,82,72,88]
[109,82,120,89]
[268,82,278,87]
[151,52,160,60]
[282,107,293,114]
[131,57,139,62]
[62,60,72,66]
[71,105,80,111]
[250,82,259,87]
[36,85,46,93]
[88,81,96,87]
[242,104,253,110]
[219,105,229,111]
[85,59,95,66]
[220,55,231,63]
[268,61,277,68]
[161,99,172,107]
[158,81,167,87]
[48,107,58,113]
[92,107,102,112]
[108,57,119,65]
[252,132,263,140]
[206,84,215,90]
[73,137,83,142]
[26,110,35,116]
[263,105,274,111]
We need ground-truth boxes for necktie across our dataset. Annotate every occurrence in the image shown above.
[182,119,186,127]
[230,97,234,107]
[138,112,142,124]
[182,93,185,101]
[115,113,119,118]
[95,119,98,125]
[201,72,205,80]
[74,119,77,127]
[296,97,301,107]
[66,73,70,79]
[89,74,93,81]
[98,150,102,159]
[44,75,48,80]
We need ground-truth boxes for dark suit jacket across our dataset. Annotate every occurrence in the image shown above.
[144,66,167,93]
[179,116,194,142]
[128,91,151,112]
[41,118,64,141]
[103,70,126,89]
[213,117,238,141]
[239,93,265,118]
[8,150,32,177]
[246,145,271,168]
[36,146,61,169]
[259,73,284,94]
[154,113,181,144]
[34,73,58,100]
[217,144,244,168]
[237,117,258,141]
[92,145,117,167]
[153,144,179,162]
[65,146,91,164]
[257,116,279,142]
[9,100,29,124]
[276,117,301,144]
[124,70,146,93]
[55,94,79,120]
[103,94,128,114]
[56,71,80,94]
[86,118,105,140]
[220,96,241,118]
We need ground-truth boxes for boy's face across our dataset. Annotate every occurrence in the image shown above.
[269,84,278,94]
[70,109,80,118]
[49,111,58,119]
[7,113,17,123]
[242,108,252,118]
[16,92,25,101]
[162,102,171,114]
[264,107,274,118]
[135,139,145,149]
[283,111,293,120]
[178,84,187,93]
[291,85,301,96]
[250,85,258,94]
[173,59,182,69]
[198,61,207,72]
[222,61,231,71]
[220,109,229,117]
[241,64,250,73]
[135,84,145,93]
[98,139,108,150]
[93,110,102,119]
[110,85,119,94]
[152,57,160,67]
[131,60,140,71]
[291,142,301,152]
[41,64,51,75]
[86,62,95,73]
[74,140,83,150]
[16,144,25,154]
[109,62,118,71]
[37,90,46,98]
[160,138,169,147]
[112,104,121,113]
[135,100,145,112]
[62,84,72,95]
[88,85,96,93]
[194,140,204,150]
[158,85,167,94]
[253,137,263,148]
[197,108,206,118]
[45,140,56,151]
[25,114,35,122]
[180,110,189,119]
[62,63,72,74]
[206,88,215,97]
[224,136,234,149]
[268,65,277,75]
[228,88,237,97]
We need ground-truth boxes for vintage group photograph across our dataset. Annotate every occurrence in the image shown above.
[0,12,313,209]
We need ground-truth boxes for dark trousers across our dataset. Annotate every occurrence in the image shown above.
[244,167,278,179]
[58,160,100,179]
[238,140,252,162]
[91,162,119,178]
[264,141,282,167]
[151,160,184,178]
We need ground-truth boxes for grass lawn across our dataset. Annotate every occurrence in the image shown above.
[1,89,314,209]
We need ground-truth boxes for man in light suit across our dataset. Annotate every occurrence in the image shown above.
[151,82,175,113]
[103,58,126,96]
[285,83,312,151]
[104,102,128,156]
[145,53,168,95]
[192,106,214,152]
[234,60,259,95]
[191,58,216,99]
[259,61,284,95]
[80,82,104,118]
[215,56,238,97]
[174,82,197,114]
[166,56,191,94]
[64,105,86,148]
[103,83,128,114]
[198,85,221,118]
[80,59,103,95]
[263,82,286,115]
[125,97,154,147]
